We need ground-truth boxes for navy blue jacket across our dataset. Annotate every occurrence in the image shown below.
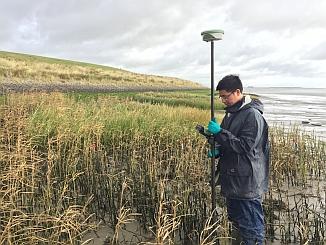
[215,96,270,199]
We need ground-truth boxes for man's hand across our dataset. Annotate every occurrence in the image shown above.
[208,148,220,158]
[207,118,221,135]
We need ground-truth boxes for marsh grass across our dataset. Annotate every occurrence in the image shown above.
[0,100,97,244]
[265,125,326,243]
[0,92,325,244]
[0,92,215,244]
[108,90,224,111]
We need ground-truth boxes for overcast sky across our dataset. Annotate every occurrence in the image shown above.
[1,0,326,88]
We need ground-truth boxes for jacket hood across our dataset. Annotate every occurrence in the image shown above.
[246,97,264,114]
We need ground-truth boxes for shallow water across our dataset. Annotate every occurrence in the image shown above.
[245,87,326,141]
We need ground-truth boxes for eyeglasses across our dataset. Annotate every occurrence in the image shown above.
[218,91,235,100]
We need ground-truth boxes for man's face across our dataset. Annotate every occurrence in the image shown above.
[218,89,243,107]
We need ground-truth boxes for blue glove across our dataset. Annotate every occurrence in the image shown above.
[208,148,220,158]
[207,118,221,135]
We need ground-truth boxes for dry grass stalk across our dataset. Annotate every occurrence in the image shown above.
[111,179,140,244]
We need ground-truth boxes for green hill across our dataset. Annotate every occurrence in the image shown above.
[0,51,203,92]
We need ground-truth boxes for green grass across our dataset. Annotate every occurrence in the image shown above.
[67,89,225,111]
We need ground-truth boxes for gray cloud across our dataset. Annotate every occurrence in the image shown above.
[244,60,320,78]
[1,0,326,87]
[226,0,326,32]
[303,41,326,60]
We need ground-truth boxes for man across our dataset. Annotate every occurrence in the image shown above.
[207,75,270,244]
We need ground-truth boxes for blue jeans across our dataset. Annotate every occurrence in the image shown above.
[226,197,265,244]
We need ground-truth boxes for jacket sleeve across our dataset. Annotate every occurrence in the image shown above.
[215,110,264,154]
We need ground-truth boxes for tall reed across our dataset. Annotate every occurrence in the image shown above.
[0,92,217,244]
[265,124,326,243]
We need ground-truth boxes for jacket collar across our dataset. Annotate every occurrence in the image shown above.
[225,96,252,113]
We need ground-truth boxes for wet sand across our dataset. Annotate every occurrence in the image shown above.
[246,87,326,140]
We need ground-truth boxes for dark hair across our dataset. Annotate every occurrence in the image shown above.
[216,75,243,92]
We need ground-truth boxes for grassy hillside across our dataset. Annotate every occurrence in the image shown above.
[0,51,203,92]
